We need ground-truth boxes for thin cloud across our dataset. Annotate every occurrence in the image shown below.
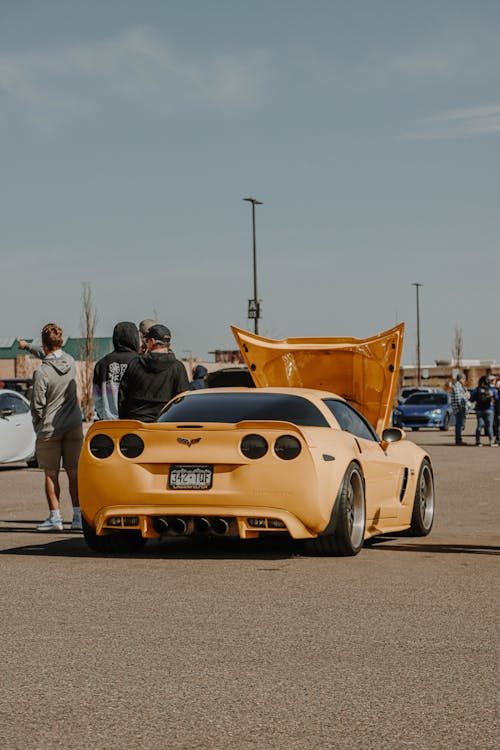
[402,104,500,141]
[0,27,267,123]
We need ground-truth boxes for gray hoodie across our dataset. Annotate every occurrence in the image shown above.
[30,349,82,439]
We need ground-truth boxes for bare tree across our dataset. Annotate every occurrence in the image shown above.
[452,325,464,368]
[80,282,98,421]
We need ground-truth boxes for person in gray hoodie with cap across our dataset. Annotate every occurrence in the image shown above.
[18,323,83,531]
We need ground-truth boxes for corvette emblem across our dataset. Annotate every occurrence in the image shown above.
[177,437,202,447]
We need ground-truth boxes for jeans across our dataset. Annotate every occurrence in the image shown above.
[454,407,466,443]
[494,410,500,441]
[475,410,493,443]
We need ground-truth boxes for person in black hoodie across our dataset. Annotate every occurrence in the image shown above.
[93,322,140,420]
[118,324,189,422]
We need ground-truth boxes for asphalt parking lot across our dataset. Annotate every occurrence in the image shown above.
[0,418,497,750]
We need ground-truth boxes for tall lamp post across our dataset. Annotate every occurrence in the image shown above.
[412,282,423,386]
[243,197,263,335]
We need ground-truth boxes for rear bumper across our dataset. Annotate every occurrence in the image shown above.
[88,504,316,540]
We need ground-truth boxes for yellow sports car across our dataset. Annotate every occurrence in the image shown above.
[78,323,434,556]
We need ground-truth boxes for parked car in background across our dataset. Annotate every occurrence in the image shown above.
[0,377,33,400]
[393,391,454,431]
[0,389,36,466]
[396,386,441,405]
[205,367,255,389]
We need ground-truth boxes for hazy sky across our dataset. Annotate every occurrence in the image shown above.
[1,0,499,364]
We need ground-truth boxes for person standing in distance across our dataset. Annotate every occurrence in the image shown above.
[190,364,208,390]
[450,373,469,445]
[469,375,498,447]
[118,324,189,422]
[139,318,156,355]
[19,323,83,531]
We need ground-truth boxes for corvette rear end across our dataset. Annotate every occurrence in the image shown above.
[78,417,345,550]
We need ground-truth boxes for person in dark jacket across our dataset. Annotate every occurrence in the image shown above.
[469,375,498,447]
[190,364,208,390]
[118,324,189,422]
[93,322,140,420]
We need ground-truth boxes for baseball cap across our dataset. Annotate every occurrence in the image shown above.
[145,324,171,342]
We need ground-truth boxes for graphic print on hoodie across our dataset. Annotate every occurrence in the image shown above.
[92,322,139,420]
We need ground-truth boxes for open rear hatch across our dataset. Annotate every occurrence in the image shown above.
[231,323,404,434]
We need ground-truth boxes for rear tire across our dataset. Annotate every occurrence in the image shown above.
[26,457,38,468]
[409,459,434,536]
[82,517,147,554]
[305,463,366,556]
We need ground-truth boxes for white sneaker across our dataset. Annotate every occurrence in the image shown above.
[37,517,64,532]
[71,516,83,531]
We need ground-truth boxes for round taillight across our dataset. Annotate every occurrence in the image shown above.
[274,435,301,460]
[119,433,144,458]
[89,434,114,459]
[241,434,268,459]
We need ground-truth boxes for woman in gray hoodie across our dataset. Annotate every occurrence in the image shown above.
[19,323,83,532]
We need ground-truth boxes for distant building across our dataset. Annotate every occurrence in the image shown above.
[210,349,245,364]
[400,359,499,390]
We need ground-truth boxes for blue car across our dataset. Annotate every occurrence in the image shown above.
[392,391,455,431]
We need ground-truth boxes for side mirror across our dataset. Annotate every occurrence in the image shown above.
[381,427,405,449]
[0,408,15,419]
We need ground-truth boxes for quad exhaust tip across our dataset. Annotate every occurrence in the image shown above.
[171,517,188,535]
[155,518,169,534]
[194,517,211,534]
[212,518,229,535]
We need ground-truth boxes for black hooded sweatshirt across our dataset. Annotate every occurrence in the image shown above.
[93,322,139,419]
[118,350,189,422]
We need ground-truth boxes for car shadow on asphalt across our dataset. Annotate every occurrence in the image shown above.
[0,533,301,560]
[1,532,499,559]
[366,536,500,556]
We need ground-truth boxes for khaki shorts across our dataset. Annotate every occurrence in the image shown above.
[36,426,83,471]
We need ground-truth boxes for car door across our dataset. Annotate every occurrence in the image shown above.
[0,392,34,462]
[323,399,402,519]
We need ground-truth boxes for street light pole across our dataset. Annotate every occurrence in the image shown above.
[243,197,263,335]
[412,282,423,386]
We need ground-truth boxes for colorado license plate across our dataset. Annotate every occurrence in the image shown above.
[168,465,213,490]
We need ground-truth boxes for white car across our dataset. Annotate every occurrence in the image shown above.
[0,389,36,466]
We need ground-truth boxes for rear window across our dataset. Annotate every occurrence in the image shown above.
[158,392,329,427]
[405,393,447,405]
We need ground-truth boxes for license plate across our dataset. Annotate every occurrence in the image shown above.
[168,465,213,490]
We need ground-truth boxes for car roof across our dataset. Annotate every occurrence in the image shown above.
[183,386,346,401]
[0,388,29,402]
[404,390,448,399]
